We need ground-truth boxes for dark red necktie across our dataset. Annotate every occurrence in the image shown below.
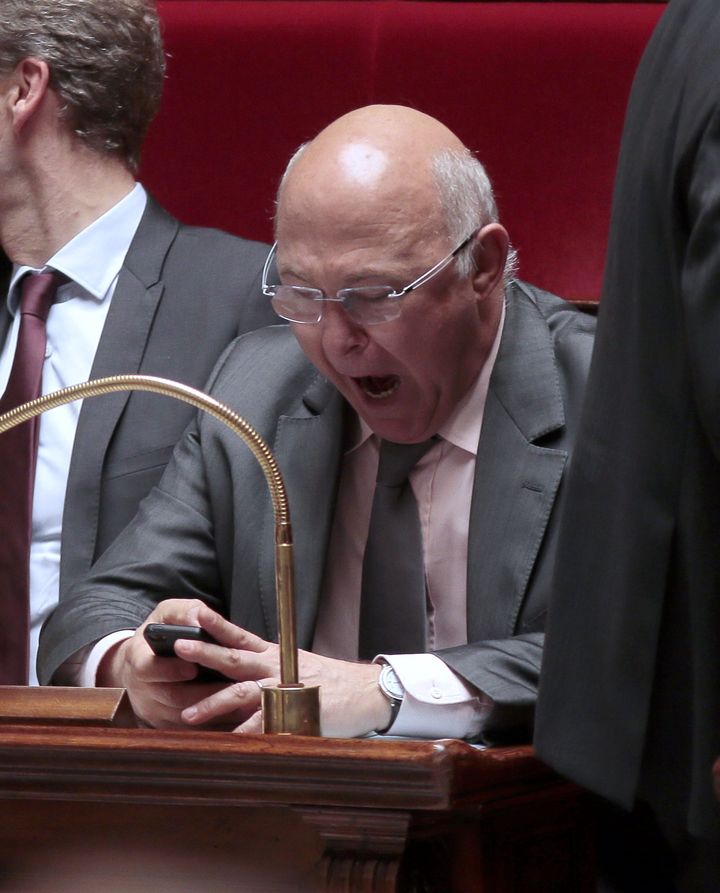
[0,271,61,684]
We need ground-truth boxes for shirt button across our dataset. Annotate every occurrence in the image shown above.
[430,687,443,700]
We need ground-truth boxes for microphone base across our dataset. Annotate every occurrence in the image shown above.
[262,684,321,736]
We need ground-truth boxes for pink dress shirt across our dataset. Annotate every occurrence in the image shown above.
[313,305,505,738]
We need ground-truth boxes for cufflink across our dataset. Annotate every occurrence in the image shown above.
[377,660,405,734]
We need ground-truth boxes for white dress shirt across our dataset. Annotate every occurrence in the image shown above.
[0,183,147,684]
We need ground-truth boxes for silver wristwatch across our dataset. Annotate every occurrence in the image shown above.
[377,661,405,733]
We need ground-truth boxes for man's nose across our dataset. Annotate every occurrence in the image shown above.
[319,302,369,354]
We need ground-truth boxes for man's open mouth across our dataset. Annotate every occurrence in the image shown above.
[356,375,400,400]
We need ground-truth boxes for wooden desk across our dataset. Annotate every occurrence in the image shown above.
[0,720,593,892]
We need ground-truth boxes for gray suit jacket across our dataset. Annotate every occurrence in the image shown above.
[1,195,277,599]
[39,281,595,743]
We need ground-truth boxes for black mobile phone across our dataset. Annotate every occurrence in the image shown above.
[143,623,217,657]
[143,623,226,681]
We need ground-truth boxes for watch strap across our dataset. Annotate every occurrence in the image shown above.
[377,661,404,734]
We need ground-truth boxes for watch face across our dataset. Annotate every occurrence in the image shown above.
[380,663,404,700]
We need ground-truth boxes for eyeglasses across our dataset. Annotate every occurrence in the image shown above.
[261,229,478,326]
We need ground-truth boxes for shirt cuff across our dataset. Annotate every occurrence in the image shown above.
[374,652,492,740]
[75,630,135,687]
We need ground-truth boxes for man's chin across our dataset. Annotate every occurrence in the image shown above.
[357,413,433,445]
[338,379,435,443]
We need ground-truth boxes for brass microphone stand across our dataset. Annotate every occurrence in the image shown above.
[0,374,320,735]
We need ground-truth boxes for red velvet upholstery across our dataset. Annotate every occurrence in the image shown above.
[143,2,664,301]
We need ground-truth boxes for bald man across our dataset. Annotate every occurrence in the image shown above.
[39,106,596,741]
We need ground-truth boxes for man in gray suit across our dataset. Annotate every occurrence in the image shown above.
[39,105,595,740]
[0,0,276,684]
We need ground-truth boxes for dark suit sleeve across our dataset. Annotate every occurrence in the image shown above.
[38,416,226,684]
[438,633,544,745]
[40,329,306,685]
[682,103,720,457]
[37,336,253,684]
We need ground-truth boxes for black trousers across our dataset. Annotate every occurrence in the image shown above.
[596,798,720,893]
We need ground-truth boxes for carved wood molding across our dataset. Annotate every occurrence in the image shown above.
[0,724,558,813]
[0,686,134,727]
[321,854,401,893]
[298,805,411,855]
[298,806,410,893]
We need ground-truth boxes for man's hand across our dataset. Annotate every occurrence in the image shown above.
[97,599,228,729]
[176,604,392,737]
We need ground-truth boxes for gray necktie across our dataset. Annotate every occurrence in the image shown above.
[358,437,436,660]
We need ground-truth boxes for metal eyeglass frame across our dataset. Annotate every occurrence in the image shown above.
[261,228,479,325]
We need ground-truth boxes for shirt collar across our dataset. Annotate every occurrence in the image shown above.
[348,298,506,456]
[438,298,505,455]
[6,182,147,313]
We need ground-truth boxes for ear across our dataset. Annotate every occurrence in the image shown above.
[469,223,509,299]
[7,57,51,133]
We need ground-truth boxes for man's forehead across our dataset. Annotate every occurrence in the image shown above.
[278,179,442,249]
[275,140,449,274]
[279,204,410,251]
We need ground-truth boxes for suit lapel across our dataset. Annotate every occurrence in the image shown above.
[60,198,180,590]
[467,285,568,640]
[257,374,345,648]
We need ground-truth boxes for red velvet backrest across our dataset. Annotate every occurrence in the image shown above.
[143,2,664,301]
